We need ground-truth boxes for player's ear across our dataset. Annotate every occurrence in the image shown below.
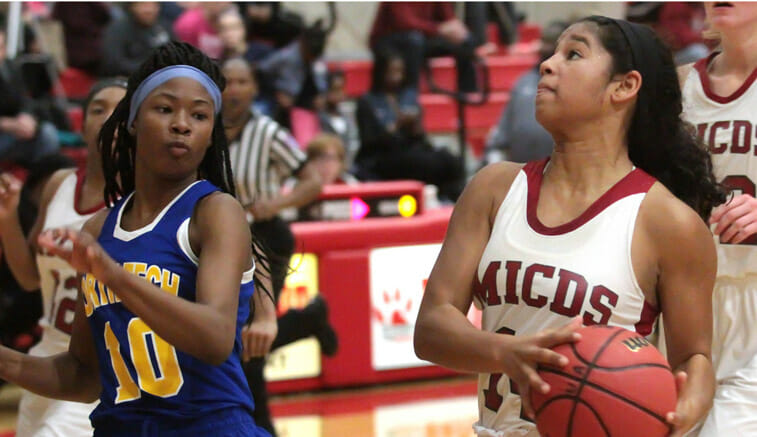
[610,70,641,105]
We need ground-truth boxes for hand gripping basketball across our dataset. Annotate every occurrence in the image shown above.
[531,325,677,437]
[500,317,583,419]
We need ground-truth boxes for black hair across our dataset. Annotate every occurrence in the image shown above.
[221,56,256,79]
[99,41,233,205]
[370,48,406,93]
[98,41,275,300]
[301,18,330,59]
[82,77,128,122]
[578,16,726,221]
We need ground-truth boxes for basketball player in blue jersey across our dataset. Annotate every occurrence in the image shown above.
[415,17,725,437]
[0,42,275,436]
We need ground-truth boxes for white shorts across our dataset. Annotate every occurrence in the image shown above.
[15,390,96,437]
[473,423,539,437]
[696,276,757,436]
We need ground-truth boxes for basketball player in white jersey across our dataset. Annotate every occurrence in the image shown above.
[0,79,126,436]
[677,3,757,435]
[415,17,724,437]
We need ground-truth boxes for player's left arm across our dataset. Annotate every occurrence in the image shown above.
[646,189,716,436]
[242,266,278,361]
[116,192,252,365]
[40,192,253,366]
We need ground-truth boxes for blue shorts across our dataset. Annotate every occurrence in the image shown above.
[93,407,271,437]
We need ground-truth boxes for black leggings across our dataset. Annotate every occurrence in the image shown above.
[246,217,325,436]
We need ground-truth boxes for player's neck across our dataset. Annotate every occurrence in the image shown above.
[547,140,633,196]
[77,159,106,210]
[714,30,757,77]
[128,173,197,226]
[83,158,104,189]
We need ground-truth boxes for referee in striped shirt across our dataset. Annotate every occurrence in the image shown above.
[223,58,322,292]
[222,58,333,435]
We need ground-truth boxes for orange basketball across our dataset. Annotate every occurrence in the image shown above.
[531,325,677,437]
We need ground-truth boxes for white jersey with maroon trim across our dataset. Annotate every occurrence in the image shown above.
[681,53,757,437]
[33,169,104,357]
[682,52,757,279]
[473,159,659,436]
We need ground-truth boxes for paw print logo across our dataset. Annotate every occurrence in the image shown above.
[372,288,414,341]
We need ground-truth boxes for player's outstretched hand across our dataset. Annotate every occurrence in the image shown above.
[0,173,23,222]
[501,317,583,419]
[710,193,757,243]
[37,228,118,281]
[241,318,278,361]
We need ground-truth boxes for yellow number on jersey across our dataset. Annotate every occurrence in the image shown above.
[104,319,184,403]
[104,322,140,403]
[127,318,183,396]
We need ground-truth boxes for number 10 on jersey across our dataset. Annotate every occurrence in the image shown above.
[103,318,184,403]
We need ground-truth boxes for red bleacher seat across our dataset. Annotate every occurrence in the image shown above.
[59,67,96,101]
[421,54,537,94]
[420,92,510,133]
[518,23,542,43]
[67,106,83,133]
[332,60,372,98]
[332,53,537,98]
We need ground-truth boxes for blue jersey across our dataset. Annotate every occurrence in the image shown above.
[83,180,255,429]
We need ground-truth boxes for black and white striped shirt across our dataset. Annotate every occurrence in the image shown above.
[228,113,307,207]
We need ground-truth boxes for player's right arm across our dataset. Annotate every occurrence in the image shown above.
[0,169,73,291]
[0,209,106,402]
[414,163,581,394]
[0,290,101,403]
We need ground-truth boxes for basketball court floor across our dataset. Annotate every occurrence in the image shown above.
[0,375,479,436]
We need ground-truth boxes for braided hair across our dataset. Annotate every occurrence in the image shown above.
[99,41,274,301]
[99,41,234,206]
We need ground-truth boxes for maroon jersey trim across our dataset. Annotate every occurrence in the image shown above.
[524,158,657,236]
[634,300,659,336]
[695,52,757,104]
[74,168,106,215]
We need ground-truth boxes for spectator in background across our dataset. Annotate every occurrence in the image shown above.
[157,2,185,31]
[306,133,358,185]
[217,9,271,63]
[256,20,331,129]
[52,2,111,75]
[0,29,59,168]
[355,49,463,201]
[296,133,358,221]
[464,2,521,49]
[480,20,568,166]
[173,2,231,59]
[627,2,709,65]
[240,3,304,51]
[370,2,477,93]
[101,2,171,77]
[319,70,360,168]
